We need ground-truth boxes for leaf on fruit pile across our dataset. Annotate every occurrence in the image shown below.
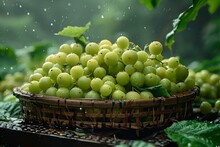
[140,0,160,10]
[165,0,207,50]
[133,85,170,97]
[165,120,220,147]
[57,22,91,46]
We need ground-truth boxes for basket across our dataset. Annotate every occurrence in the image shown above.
[13,86,199,135]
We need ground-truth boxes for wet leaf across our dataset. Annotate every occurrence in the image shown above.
[165,0,207,50]
[0,99,21,121]
[165,120,220,147]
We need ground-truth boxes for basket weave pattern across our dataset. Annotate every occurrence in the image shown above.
[13,87,199,130]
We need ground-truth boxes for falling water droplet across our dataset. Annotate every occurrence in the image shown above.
[6,12,9,15]
[128,6,131,10]
[33,29,35,32]
[27,12,30,15]
[50,23,53,26]
[19,5,22,8]
[44,8,47,12]
[10,67,13,70]
[144,27,147,29]
[97,5,101,9]
[67,3,71,6]
[101,15,104,19]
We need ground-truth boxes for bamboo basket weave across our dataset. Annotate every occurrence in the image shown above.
[13,86,199,134]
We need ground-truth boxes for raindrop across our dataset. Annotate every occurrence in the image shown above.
[44,8,47,12]
[3,2,5,6]
[67,3,71,6]
[50,23,53,26]
[101,15,104,19]
[19,5,22,8]
[144,27,147,29]
[97,5,101,9]
[27,12,30,15]
[10,67,13,70]
[128,6,131,10]
[6,12,9,15]
[24,25,27,32]
[33,29,35,32]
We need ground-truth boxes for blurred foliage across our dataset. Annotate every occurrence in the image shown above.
[0,41,56,80]
[188,55,220,74]
[0,46,23,80]
[0,0,220,64]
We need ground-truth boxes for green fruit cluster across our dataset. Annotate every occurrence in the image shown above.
[189,69,220,114]
[0,72,27,98]
[21,37,194,100]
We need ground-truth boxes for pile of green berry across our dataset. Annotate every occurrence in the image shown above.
[0,72,27,98]
[189,69,220,114]
[21,36,194,100]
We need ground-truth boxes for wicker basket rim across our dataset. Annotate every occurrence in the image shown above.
[13,86,199,106]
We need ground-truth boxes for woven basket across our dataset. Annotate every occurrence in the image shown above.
[13,86,199,134]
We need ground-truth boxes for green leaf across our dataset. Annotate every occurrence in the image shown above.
[57,22,91,38]
[140,0,160,10]
[133,85,170,97]
[115,140,155,147]
[57,22,91,47]
[165,120,220,147]
[0,99,21,121]
[165,0,207,49]
[65,130,86,137]
[207,0,220,14]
